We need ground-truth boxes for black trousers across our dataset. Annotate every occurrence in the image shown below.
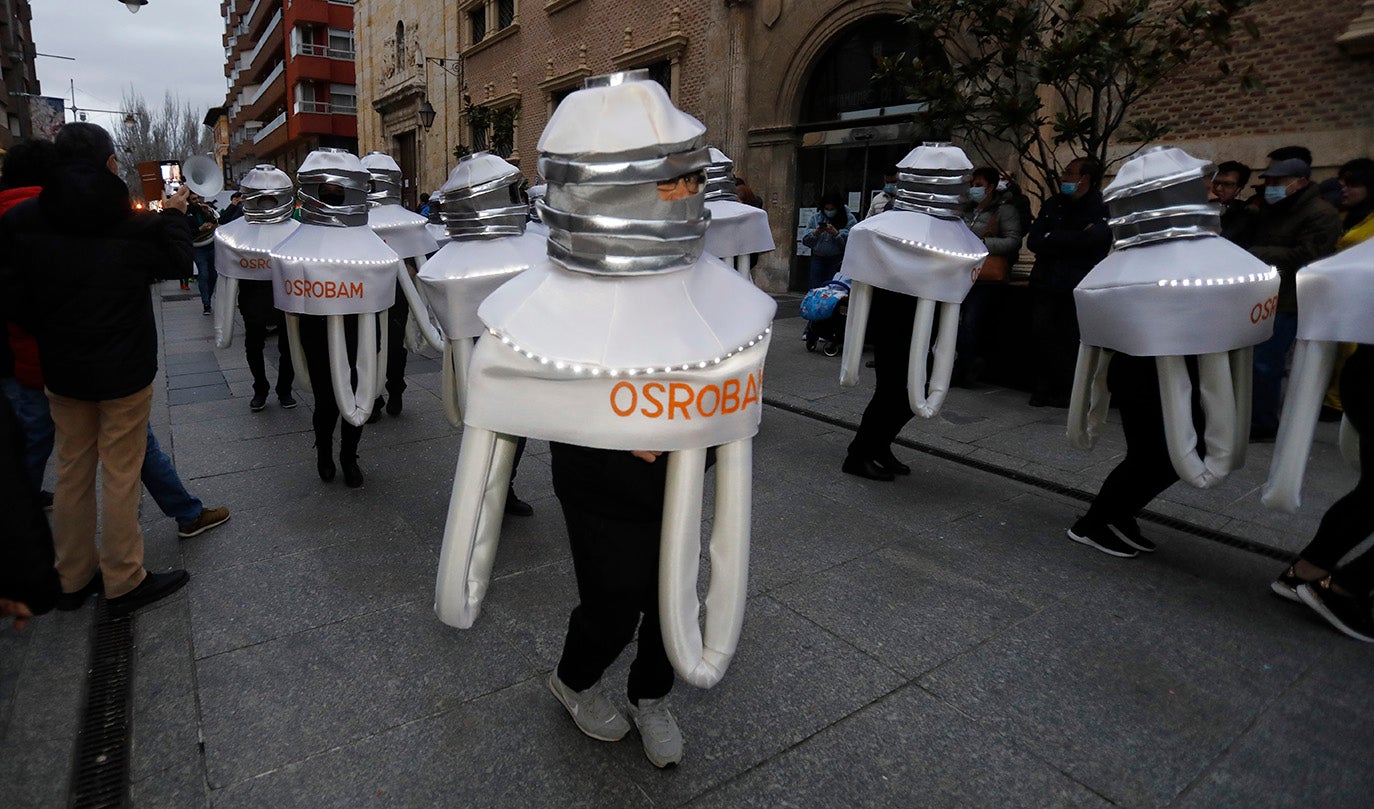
[1030,286,1081,399]
[1082,353,1197,527]
[551,443,673,704]
[238,280,294,399]
[297,314,363,461]
[1300,345,1374,593]
[848,288,917,461]
[384,280,408,399]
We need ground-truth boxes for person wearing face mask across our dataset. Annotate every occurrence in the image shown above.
[1315,158,1374,423]
[865,167,900,220]
[1211,160,1257,246]
[1025,157,1111,407]
[802,191,857,290]
[1245,156,1342,442]
[954,166,1023,386]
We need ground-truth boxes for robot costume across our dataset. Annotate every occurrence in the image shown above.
[359,151,443,353]
[1068,147,1279,488]
[525,182,549,239]
[434,71,776,689]
[1262,238,1373,511]
[271,148,402,427]
[839,143,989,418]
[702,147,773,279]
[211,165,298,348]
[416,151,546,426]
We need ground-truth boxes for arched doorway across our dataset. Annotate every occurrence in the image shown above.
[790,15,945,289]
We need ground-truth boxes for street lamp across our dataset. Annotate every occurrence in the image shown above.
[418,99,436,129]
[119,0,148,12]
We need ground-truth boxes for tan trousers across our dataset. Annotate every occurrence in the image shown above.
[47,385,152,598]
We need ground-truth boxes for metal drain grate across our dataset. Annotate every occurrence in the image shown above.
[765,397,1298,563]
[69,600,134,809]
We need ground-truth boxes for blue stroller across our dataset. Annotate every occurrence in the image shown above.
[800,275,850,357]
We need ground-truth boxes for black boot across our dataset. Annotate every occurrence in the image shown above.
[340,452,364,488]
[316,440,336,483]
[386,390,403,416]
[367,396,385,424]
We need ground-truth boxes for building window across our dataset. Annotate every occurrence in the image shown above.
[330,83,357,114]
[8,114,21,138]
[328,28,354,59]
[645,60,671,96]
[463,0,515,47]
[395,21,406,67]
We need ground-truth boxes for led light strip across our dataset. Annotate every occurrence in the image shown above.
[489,326,772,376]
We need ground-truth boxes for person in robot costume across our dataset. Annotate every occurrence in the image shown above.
[432,71,776,768]
[417,150,546,516]
[359,151,440,420]
[1066,147,1279,558]
[1260,236,1374,641]
[702,147,774,280]
[270,148,403,488]
[838,143,989,482]
[211,165,299,412]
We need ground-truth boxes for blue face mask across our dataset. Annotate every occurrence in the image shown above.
[1264,185,1289,204]
[883,183,896,195]
[1060,181,1079,196]
[968,186,987,203]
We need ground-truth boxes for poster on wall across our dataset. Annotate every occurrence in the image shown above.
[796,206,816,257]
[28,97,65,141]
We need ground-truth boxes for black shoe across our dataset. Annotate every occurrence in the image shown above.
[842,456,895,482]
[1108,518,1156,553]
[1298,578,1374,643]
[1067,519,1138,558]
[873,451,911,476]
[367,397,385,424]
[386,392,403,416]
[342,457,364,488]
[106,570,190,617]
[279,393,298,409]
[317,449,336,483]
[250,395,267,412]
[56,574,103,611]
[1270,565,1318,604]
[505,487,534,517]
[1249,429,1277,444]
[202,306,212,316]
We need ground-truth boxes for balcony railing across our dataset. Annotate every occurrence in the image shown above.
[247,61,284,106]
[244,10,283,73]
[292,40,355,61]
[254,111,286,144]
[294,100,358,115]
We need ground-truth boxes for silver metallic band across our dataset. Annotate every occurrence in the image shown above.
[538,147,711,186]
[367,169,403,207]
[298,168,369,227]
[241,186,295,224]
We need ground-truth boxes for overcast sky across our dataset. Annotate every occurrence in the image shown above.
[30,0,226,133]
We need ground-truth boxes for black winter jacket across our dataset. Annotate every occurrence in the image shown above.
[1026,189,1111,290]
[0,162,192,401]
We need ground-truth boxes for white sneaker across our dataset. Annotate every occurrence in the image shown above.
[547,672,630,742]
[631,697,683,768]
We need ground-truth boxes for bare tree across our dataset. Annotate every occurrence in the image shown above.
[113,89,213,202]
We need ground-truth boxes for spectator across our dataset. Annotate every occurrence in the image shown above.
[0,394,60,631]
[1318,158,1374,421]
[418,191,432,219]
[865,166,899,219]
[955,166,1024,386]
[1026,157,1111,407]
[219,191,244,224]
[1000,172,1034,241]
[188,191,219,314]
[1246,156,1342,441]
[0,122,192,617]
[734,176,763,208]
[1212,160,1256,246]
[0,139,59,508]
[802,191,856,290]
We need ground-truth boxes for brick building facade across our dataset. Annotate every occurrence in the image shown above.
[354,0,1374,292]
[0,0,42,151]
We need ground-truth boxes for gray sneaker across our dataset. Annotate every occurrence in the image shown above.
[547,672,630,742]
[631,697,683,768]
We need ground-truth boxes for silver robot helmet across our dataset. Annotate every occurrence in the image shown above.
[296,147,369,227]
[1103,146,1221,250]
[238,164,294,224]
[438,151,528,239]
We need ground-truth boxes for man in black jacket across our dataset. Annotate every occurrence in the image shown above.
[0,123,193,617]
[1026,157,1112,407]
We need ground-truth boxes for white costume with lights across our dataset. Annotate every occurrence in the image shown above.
[211,165,298,348]
[840,143,989,419]
[271,148,402,427]
[360,151,442,355]
[1069,148,1279,489]
[434,72,776,689]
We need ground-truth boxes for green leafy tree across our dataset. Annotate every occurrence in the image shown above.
[878,0,1260,200]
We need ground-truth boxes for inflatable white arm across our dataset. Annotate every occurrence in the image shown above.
[1157,351,1242,489]
[284,313,312,395]
[213,276,239,349]
[839,280,874,387]
[398,255,445,352]
[906,298,960,418]
[1067,344,1113,450]
[1261,339,1338,512]
[441,337,475,428]
[328,313,380,427]
[732,254,750,281]
[434,426,518,628]
[659,441,751,689]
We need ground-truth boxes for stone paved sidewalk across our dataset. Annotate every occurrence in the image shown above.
[1,285,1370,809]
